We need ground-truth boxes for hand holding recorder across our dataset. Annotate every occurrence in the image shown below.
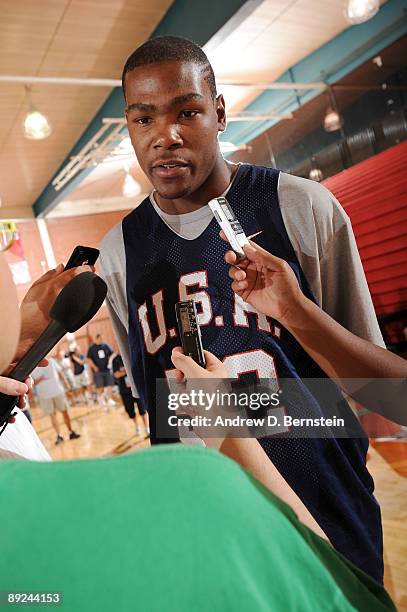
[223,237,303,325]
[224,236,407,422]
[209,196,304,325]
[171,346,228,380]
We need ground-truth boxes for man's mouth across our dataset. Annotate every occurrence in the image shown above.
[155,163,186,168]
[152,161,190,179]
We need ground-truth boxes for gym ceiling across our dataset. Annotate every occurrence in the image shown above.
[0,0,405,220]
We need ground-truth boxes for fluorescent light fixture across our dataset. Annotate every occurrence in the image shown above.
[219,141,251,154]
[228,112,293,121]
[220,141,240,153]
[345,0,379,24]
[23,109,52,140]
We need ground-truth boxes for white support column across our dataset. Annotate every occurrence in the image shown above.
[36,218,56,270]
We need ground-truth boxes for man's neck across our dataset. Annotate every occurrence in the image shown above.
[154,158,239,215]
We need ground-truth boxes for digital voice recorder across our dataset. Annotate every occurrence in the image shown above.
[175,300,206,368]
[208,196,250,260]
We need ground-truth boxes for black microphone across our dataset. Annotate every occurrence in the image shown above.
[0,272,107,429]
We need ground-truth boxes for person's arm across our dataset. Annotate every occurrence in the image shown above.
[53,360,68,389]
[220,437,330,540]
[113,361,126,379]
[86,348,98,373]
[87,357,98,373]
[99,223,140,399]
[171,348,329,542]
[107,348,116,370]
[113,368,126,379]
[58,371,69,389]
[278,174,384,347]
[225,240,407,423]
[104,305,138,397]
[72,354,84,366]
[282,297,406,381]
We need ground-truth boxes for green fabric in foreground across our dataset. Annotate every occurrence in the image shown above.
[0,445,395,611]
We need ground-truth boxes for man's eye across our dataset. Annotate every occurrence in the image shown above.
[134,117,152,125]
[180,110,199,118]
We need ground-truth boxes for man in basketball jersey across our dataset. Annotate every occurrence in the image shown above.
[99,37,385,582]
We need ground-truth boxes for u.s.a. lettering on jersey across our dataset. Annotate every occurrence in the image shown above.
[137,269,282,381]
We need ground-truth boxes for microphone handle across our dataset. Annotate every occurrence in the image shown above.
[9,320,67,381]
[0,395,19,429]
[0,320,67,428]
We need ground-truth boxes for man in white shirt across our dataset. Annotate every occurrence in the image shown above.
[32,357,81,445]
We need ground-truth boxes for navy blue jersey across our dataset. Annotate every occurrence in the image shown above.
[122,164,383,583]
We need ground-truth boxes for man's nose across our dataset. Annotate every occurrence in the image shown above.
[153,124,183,149]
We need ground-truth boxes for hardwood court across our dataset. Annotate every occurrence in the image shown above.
[369,441,407,611]
[31,403,407,609]
[31,401,150,460]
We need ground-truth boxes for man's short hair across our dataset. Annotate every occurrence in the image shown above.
[122,36,217,100]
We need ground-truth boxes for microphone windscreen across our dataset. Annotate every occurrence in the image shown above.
[50,272,107,332]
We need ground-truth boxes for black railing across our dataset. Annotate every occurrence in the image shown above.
[288,107,407,180]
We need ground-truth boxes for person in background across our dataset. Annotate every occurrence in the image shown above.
[112,353,149,437]
[87,334,116,409]
[70,345,90,405]
[20,393,33,423]
[32,357,81,445]
[58,349,76,405]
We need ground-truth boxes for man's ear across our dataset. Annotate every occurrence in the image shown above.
[216,94,227,132]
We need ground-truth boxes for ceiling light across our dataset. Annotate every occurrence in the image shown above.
[323,87,343,132]
[309,168,323,182]
[324,107,342,132]
[122,170,141,198]
[344,0,379,25]
[23,110,52,140]
[22,86,52,140]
